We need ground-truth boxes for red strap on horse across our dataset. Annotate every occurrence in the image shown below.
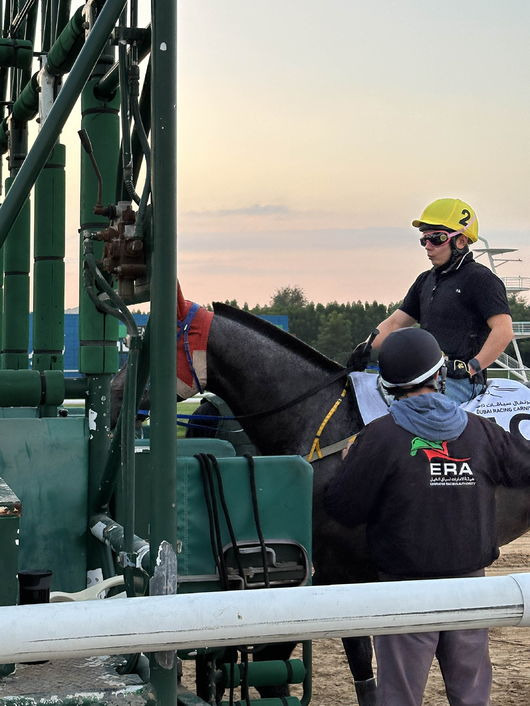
[177,280,186,320]
[177,281,213,396]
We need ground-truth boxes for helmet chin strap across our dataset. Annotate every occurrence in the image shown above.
[434,365,447,395]
[439,239,469,272]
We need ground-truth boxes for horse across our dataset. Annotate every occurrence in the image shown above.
[112,300,530,706]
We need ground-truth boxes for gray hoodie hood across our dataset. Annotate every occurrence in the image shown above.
[389,392,468,441]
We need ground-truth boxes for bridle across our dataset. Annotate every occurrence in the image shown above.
[177,321,378,462]
[178,314,375,422]
[177,302,204,393]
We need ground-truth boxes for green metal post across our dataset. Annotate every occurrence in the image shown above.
[79,62,120,579]
[20,1,38,87]
[79,77,120,369]
[0,257,3,356]
[56,0,72,40]
[0,369,63,406]
[95,30,151,101]
[32,142,65,416]
[0,6,86,155]
[0,0,128,245]
[1,195,30,369]
[33,143,65,372]
[42,0,54,50]
[0,1,7,356]
[2,121,30,370]
[149,0,178,702]
[96,320,150,513]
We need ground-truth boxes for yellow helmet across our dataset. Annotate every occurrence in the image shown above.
[412,198,478,243]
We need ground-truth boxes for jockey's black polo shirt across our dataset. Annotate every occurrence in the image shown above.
[400,253,511,363]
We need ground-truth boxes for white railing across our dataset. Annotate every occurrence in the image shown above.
[497,351,521,368]
[512,321,530,336]
[493,352,529,383]
[0,574,529,663]
[501,276,530,291]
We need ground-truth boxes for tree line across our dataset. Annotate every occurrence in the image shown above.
[213,286,530,368]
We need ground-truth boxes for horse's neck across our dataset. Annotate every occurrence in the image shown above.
[205,315,358,456]
[207,314,331,409]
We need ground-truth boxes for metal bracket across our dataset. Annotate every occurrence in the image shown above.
[149,540,178,670]
[37,66,56,127]
[118,550,137,569]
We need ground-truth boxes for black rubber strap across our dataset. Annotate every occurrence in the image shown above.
[245,454,270,587]
[210,454,245,586]
[198,453,228,590]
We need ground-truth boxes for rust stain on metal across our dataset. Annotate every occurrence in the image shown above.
[0,478,21,515]
[0,501,21,516]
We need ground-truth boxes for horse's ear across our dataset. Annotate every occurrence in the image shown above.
[213,301,235,316]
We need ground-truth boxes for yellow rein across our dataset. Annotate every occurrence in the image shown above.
[306,383,356,462]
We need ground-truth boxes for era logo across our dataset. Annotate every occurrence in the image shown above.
[430,462,472,476]
[430,462,475,485]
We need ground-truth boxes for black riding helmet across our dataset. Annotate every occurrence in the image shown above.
[379,328,445,390]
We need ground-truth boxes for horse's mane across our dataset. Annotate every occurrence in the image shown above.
[213,302,343,372]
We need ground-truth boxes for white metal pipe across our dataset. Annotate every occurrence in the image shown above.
[1,573,529,664]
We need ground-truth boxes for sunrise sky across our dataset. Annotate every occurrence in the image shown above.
[175,0,530,308]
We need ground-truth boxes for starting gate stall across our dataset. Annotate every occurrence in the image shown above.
[0,2,314,705]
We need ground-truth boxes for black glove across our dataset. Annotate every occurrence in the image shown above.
[347,341,371,371]
[468,358,485,387]
[347,330,379,371]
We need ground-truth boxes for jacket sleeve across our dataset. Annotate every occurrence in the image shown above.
[481,418,530,487]
[324,427,387,527]
[499,430,530,486]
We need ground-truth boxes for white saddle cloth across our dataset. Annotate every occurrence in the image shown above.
[349,372,530,440]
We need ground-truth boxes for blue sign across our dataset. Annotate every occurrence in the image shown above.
[259,314,289,331]
[28,312,287,376]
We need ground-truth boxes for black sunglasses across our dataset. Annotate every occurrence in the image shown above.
[419,231,456,247]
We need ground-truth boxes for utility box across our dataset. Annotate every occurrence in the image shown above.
[0,477,20,606]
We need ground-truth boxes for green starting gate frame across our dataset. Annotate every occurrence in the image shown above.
[0,3,314,705]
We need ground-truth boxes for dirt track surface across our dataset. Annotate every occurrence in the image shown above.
[304,532,530,705]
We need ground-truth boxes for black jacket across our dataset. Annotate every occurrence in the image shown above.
[400,253,511,362]
[325,412,530,578]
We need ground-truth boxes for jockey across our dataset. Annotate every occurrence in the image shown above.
[326,327,530,706]
[349,198,513,404]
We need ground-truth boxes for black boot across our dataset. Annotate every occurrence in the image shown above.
[354,677,377,706]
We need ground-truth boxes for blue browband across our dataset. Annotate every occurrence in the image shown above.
[177,302,204,393]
